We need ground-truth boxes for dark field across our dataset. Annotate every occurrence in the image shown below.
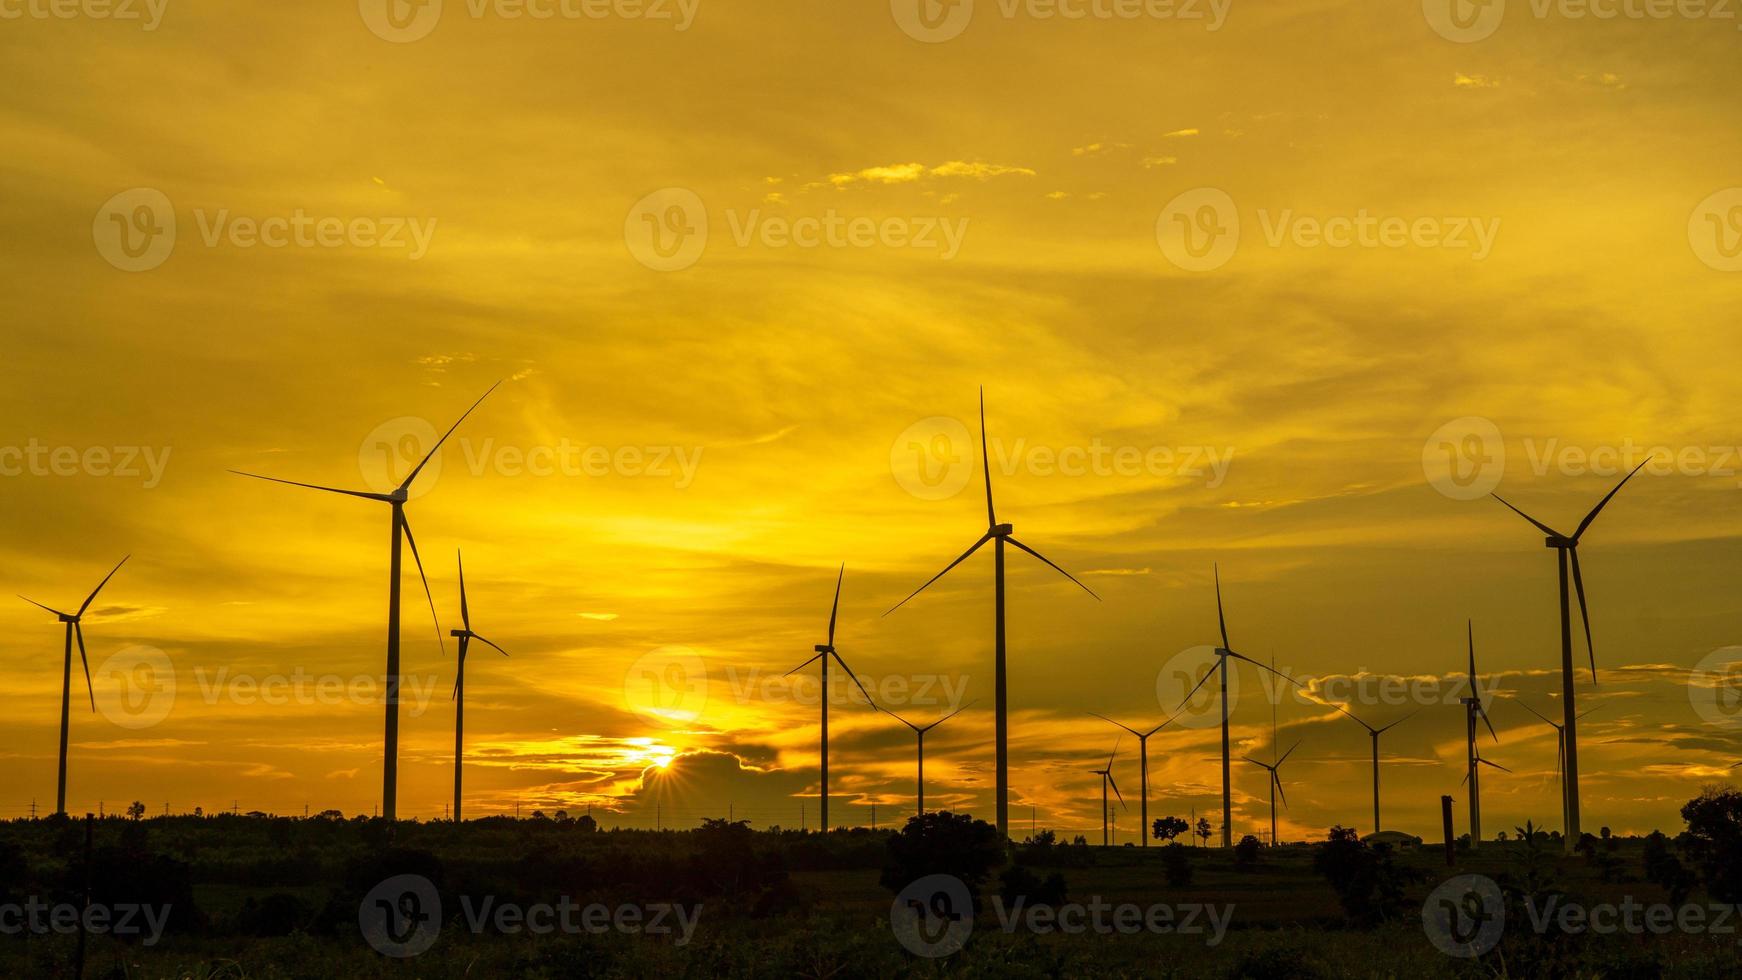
[2,812,1739,979]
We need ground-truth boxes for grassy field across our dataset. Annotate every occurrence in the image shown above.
[1,815,1737,978]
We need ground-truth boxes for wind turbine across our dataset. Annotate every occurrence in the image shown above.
[450,551,507,824]
[19,556,128,816]
[1175,566,1304,846]
[885,389,1100,838]
[232,381,500,822]
[1090,736,1126,847]
[787,566,875,832]
[1491,458,1650,850]
[1512,699,1602,837]
[1459,621,1507,849]
[886,699,977,817]
[1088,711,1174,846]
[1242,740,1300,847]
[1333,707,1420,835]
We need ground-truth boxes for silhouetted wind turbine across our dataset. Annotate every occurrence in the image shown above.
[1333,706,1420,835]
[1459,621,1505,849]
[1088,711,1174,846]
[19,556,127,816]
[887,699,977,816]
[1512,699,1601,836]
[787,566,875,832]
[1491,458,1650,850]
[450,550,507,824]
[1175,566,1304,847]
[1242,740,1299,847]
[232,381,499,822]
[1091,735,1126,847]
[885,389,1100,838]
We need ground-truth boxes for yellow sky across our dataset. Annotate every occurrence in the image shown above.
[1,1,1740,839]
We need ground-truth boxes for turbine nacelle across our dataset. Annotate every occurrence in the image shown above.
[991,522,1013,537]
[1544,535,1573,549]
[814,644,834,654]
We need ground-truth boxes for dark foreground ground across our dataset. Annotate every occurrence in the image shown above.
[1,812,1738,978]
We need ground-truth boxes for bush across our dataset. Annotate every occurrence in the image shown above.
[879,811,1005,904]
[1311,826,1420,926]
[1233,835,1263,869]
[1161,842,1192,887]
[1680,785,1742,902]
[998,865,1067,907]
[1642,831,1695,906]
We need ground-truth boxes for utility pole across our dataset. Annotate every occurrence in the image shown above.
[801,802,806,831]
[29,800,36,820]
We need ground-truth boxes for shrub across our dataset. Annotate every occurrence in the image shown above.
[1679,785,1742,902]
[879,811,1004,904]
[1161,842,1193,887]
[1234,835,1263,869]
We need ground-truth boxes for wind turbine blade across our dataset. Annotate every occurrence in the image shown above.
[1575,703,1605,722]
[73,622,95,712]
[18,596,69,618]
[399,513,444,655]
[888,709,922,733]
[77,555,129,616]
[1225,649,1305,689]
[1572,457,1652,542]
[230,471,391,502]
[1273,771,1288,810]
[830,652,878,708]
[1569,549,1598,685]
[457,549,470,631]
[1107,771,1125,807]
[1214,564,1230,650]
[1460,769,1471,788]
[1490,493,1561,538]
[1513,699,1559,730]
[1241,756,1265,769]
[1005,537,1100,600]
[398,380,502,494]
[921,698,978,732]
[1276,740,1301,766]
[883,533,991,616]
[1480,707,1500,744]
[979,386,995,527]
[827,564,843,646]
[1477,757,1512,774]
[1376,708,1421,735]
[1143,714,1177,737]
[1106,733,1122,769]
[1174,662,1219,711]
[1088,711,1141,737]
[471,634,509,657]
[784,652,824,676]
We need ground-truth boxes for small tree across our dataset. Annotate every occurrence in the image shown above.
[1195,817,1213,847]
[576,813,599,833]
[1313,825,1422,925]
[1642,830,1695,905]
[126,801,145,822]
[1679,785,1742,902]
[1233,835,1262,869]
[880,811,1005,906]
[1161,843,1192,886]
[1152,816,1189,844]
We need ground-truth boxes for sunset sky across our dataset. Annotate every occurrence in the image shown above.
[2,1,1740,841]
